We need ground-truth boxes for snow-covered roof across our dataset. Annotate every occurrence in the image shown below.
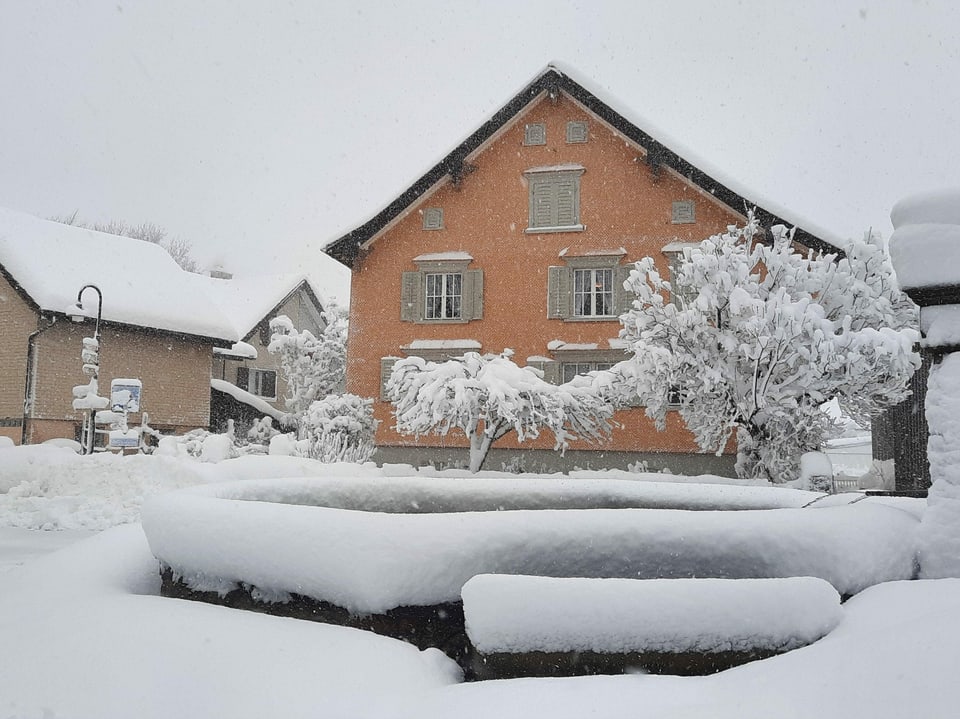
[190,272,326,339]
[325,63,845,267]
[0,207,239,341]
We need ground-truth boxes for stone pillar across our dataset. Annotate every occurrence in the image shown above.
[889,189,960,578]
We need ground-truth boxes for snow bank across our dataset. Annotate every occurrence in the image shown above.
[0,446,218,529]
[142,477,918,613]
[462,575,841,654]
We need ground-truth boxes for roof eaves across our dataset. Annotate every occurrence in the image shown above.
[325,65,842,264]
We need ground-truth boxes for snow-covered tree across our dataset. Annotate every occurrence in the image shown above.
[618,213,920,483]
[386,349,616,473]
[268,305,348,420]
[296,394,377,463]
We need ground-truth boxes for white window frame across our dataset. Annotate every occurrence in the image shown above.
[573,267,614,318]
[424,272,463,320]
[561,361,614,384]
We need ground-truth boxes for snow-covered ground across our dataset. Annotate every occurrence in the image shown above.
[1,444,956,718]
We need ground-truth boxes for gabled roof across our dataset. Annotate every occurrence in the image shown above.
[190,273,326,340]
[0,207,238,342]
[324,63,844,267]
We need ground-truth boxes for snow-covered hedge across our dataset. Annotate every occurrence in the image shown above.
[461,575,841,655]
[141,477,918,614]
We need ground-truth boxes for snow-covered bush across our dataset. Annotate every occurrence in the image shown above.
[618,213,920,482]
[268,305,347,418]
[296,394,377,463]
[386,350,615,472]
[246,416,279,446]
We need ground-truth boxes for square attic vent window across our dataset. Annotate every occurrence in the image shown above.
[423,207,443,230]
[672,200,696,224]
[566,121,588,143]
[524,123,546,146]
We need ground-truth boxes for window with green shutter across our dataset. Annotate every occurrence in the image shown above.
[400,253,483,324]
[547,252,632,320]
[525,165,584,232]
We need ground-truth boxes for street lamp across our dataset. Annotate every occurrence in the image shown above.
[69,284,104,454]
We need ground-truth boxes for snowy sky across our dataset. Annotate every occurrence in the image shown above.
[1,0,958,287]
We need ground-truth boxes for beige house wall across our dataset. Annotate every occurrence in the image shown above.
[21,317,214,445]
[0,272,37,442]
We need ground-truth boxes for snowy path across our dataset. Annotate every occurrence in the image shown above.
[0,527,95,574]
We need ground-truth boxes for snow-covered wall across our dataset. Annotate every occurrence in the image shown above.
[142,477,918,614]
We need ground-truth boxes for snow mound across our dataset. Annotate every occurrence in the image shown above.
[0,447,216,530]
[142,477,918,614]
[889,223,960,289]
[890,188,960,229]
[462,575,841,654]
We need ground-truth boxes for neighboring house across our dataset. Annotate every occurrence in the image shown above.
[201,272,329,432]
[0,207,238,446]
[325,64,842,473]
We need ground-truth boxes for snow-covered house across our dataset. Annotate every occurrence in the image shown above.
[325,64,842,473]
[200,272,329,432]
[0,207,239,445]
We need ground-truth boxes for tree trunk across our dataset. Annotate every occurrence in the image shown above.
[469,431,497,473]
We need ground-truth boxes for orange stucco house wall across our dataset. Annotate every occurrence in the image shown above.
[326,66,838,473]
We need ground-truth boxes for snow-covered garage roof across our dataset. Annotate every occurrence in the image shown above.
[190,272,327,340]
[0,207,238,342]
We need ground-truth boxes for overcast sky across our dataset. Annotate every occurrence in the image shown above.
[1,0,958,302]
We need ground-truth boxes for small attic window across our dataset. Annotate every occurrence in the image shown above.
[566,121,588,144]
[423,207,444,230]
[672,200,696,224]
[524,123,546,146]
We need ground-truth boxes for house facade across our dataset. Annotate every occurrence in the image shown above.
[0,208,239,446]
[325,65,840,473]
[207,274,329,432]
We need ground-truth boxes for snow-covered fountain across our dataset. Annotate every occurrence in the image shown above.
[141,473,917,678]
[889,189,960,578]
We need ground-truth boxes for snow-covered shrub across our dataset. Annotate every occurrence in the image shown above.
[618,213,920,482]
[246,416,279,446]
[268,305,347,419]
[296,394,377,463]
[386,349,615,472]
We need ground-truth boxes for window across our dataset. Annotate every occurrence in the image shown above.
[238,367,277,399]
[524,123,546,146]
[662,242,700,308]
[424,272,462,320]
[525,165,584,232]
[401,253,483,323]
[672,200,696,224]
[548,252,632,320]
[561,361,613,384]
[422,207,443,230]
[573,267,613,317]
[566,121,588,144]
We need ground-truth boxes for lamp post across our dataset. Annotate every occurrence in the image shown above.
[69,284,103,455]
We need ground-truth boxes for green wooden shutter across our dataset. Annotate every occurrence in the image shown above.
[614,264,635,315]
[236,366,249,390]
[555,176,578,226]
[462,269,484,320]
[530,177,555,228]
[380,357,399,402]
[547,266,571,318]
[400,271,421,322]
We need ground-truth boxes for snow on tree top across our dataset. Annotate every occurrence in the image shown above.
[0,207,238,341]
